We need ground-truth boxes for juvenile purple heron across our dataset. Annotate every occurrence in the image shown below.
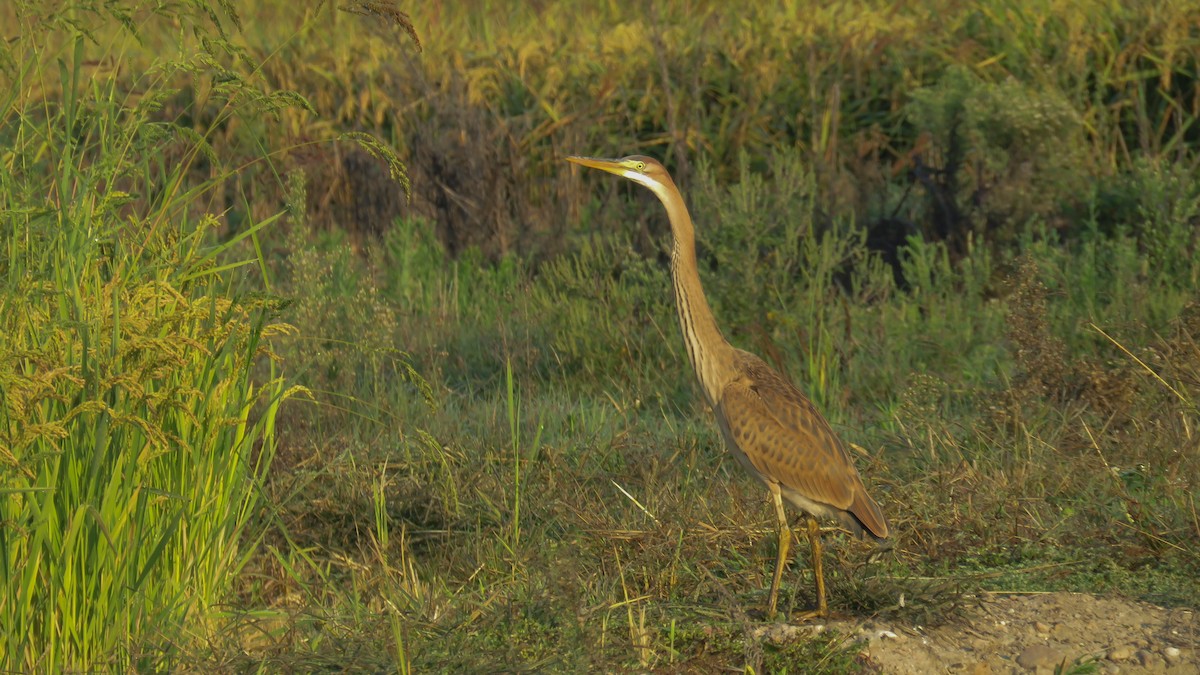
[567,154,888,618]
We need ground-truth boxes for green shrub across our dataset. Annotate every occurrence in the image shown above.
[905,67,1087,246]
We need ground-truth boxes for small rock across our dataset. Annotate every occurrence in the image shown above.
[751,623,800,644]
[1016,644,1064,671]
[1108,644,1134,661]
[1135,650,1161,668]
[1033,621,1051,634]
[1163,646,1181,663]
[875,629,899,641]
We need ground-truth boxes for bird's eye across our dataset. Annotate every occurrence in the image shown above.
[635,161,646,171]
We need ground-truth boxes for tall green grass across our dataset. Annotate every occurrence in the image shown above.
[0,5,313,669]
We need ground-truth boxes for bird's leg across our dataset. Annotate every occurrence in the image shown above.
[806,515,827,617]
[766,482,791,619]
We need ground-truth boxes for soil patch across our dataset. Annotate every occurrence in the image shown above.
[760,592,1197,673]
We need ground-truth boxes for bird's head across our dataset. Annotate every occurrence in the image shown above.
[566,154,674,200]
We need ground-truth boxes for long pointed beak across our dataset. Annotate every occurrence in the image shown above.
[566,155,626,176]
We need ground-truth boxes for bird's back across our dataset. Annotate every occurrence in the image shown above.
[713,350,888,540]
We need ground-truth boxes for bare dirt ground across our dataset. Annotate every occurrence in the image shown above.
[760,592,1198,674]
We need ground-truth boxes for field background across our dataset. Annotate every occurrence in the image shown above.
[2,1,1199,671]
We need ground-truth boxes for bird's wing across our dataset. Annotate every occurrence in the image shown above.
[716,353,886,537]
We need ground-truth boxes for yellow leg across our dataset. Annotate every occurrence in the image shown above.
[766,483,791,618]
[806,515,827,617]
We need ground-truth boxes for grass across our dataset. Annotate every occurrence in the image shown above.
[2,0,1199,672]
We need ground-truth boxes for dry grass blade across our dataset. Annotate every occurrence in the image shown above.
[611,480,659,524]
[1091,322,1190,406]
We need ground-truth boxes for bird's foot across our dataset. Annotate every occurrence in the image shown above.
[750,605,828,624]
[787,607,828,624]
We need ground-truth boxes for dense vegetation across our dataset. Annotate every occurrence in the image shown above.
[2,1,1197,671]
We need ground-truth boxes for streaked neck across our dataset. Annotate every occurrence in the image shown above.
[654,182,732,407]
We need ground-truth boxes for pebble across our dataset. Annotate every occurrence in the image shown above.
[1163,646,1181,663]
[751,622,823,644]
[1033,621,1051,634]
[1135,650,1161,668]
[1016,644,1064,671]
[1107,644,1134,661]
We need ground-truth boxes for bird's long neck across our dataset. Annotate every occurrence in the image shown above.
[656,182,733,407]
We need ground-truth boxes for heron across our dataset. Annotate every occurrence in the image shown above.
[566,154,888,619]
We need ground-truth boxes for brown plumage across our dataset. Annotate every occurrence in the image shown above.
[567,153,888,618]
[717,353,888,539]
